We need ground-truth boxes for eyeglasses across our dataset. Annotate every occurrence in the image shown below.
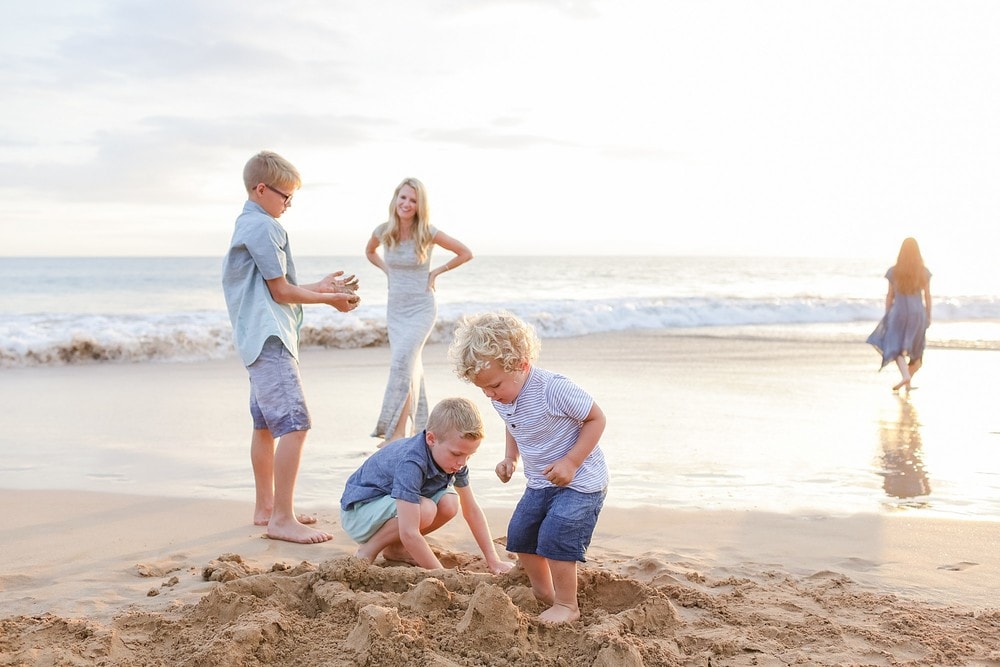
[264,183,293,205]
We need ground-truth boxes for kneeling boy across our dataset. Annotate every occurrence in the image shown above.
[340,397,513,574]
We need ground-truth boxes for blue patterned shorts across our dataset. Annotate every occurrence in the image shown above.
[247,337,311,437]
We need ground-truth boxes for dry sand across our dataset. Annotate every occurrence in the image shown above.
[1,490,998,666]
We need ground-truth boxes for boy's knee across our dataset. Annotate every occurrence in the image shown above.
[436,493,459,521]
[418,496,442,528]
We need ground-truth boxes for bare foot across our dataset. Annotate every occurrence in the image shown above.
[532,587,555,606]
[538,602,580,624]
[254,512,317,526]
[892,378,911,392]
[265,519,333,544]
[381,545,418,565]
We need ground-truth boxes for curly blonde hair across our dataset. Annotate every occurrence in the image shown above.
[449,311,541,382]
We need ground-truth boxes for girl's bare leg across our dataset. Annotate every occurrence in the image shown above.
[892,356,911,392]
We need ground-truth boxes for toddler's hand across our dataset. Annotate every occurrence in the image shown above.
[543,459,578,487]
[495,458,516,483]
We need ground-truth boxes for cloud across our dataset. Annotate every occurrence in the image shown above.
[3,1,1000,258]
[0,111,397,202]
[416,126,574,150]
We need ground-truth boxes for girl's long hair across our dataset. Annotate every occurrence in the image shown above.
[893,237,927,294]
[378,178,433,263]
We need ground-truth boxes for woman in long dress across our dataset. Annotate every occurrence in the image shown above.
[365,178,473,444]
[867,237,932,392]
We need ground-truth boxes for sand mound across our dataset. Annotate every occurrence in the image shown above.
[2,552,999,666]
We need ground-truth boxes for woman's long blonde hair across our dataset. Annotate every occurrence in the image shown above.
[893,237,927,294]
[378,178,433,263]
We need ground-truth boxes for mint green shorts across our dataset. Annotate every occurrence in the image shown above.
[340,487,454,543]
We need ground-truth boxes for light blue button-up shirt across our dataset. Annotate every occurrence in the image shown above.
[222,201,303,366]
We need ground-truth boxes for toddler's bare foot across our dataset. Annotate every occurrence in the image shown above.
[266,519,333,544]
[531,587,555,606]
[538,602,580,624]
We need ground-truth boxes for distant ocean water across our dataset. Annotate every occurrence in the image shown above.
[1,255,999,367]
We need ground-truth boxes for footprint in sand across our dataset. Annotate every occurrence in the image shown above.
[937,561,978,571]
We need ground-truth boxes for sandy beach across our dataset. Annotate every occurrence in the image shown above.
[2,332,999,665]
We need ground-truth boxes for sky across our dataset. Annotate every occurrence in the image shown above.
[2,1,999,265]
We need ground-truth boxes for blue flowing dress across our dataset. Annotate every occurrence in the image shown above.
[867,266,931,369]
[371,225,437,440]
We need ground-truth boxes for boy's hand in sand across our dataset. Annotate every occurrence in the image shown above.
[487,559,515,575]
[543,458,579,487]
[496,457,516,483]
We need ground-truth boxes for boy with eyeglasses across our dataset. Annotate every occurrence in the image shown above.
[222,150,360,544]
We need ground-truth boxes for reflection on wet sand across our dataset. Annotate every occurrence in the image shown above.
[878,396,931,503]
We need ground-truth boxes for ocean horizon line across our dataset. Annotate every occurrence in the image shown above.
[0,252,891,261]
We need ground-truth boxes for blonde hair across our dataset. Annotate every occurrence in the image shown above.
[378,178,434,263]
[449,310,541,382]
[893,237,928,295]
[243,150,302,194]
[426,397,485,440]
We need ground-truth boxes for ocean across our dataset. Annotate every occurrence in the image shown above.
[2,255,998,367]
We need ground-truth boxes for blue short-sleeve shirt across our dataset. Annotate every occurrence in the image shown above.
[222,201,303,365]
[340,431,470,510]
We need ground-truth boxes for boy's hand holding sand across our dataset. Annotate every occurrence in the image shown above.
[316,271,359,295]
[222,150,360,544]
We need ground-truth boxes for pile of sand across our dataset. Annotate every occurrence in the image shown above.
[3,548,998,666]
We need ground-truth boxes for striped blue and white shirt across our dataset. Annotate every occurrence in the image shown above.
[491,366,609,493]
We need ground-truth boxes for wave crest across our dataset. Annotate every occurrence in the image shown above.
[3,296,999,367]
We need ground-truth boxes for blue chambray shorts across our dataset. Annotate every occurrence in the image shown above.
[340,487,454,544]
[506,485,607,562]
[247,337,311,437]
